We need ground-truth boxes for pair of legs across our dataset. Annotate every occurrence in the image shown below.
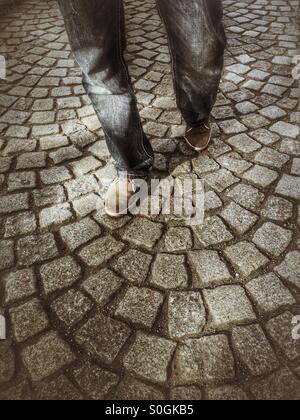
[58,0,226,177]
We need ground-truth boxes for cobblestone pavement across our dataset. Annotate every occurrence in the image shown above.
[0,0,300,400]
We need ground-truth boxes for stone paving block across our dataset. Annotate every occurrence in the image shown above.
[4,268,36,304]
[275,251,300,289]
[170,386,202,401]
[0,240,14,270]
[34,375,83,401]
[65,175,100,200]
[0,157,12,173]
[124,332,176,384]
[22,331,75,381]
[242,164,279,188]
[204,169,239,193]
[232,324,279,376]
[168,291,206,339]
[252,222,292,257]
[203,286,256,329]
[250,368,300,401]
[227,183,265,211]
[205,190,222,211]
[73,361,119,400]
[172,335,235,385]
[41,166,71,185]
[72,193,100,217]
[267,312,300,362]
[221,202,258,235]
[261,196,293,222]
[40,134,69,150]
[206,385,249,401]
[192,154,220,176]
[188,250,232,287]
[7,171,36,191]
[163,227,193,252]
[291,158,300,176]
[116,286,164,329]
[10,298,49,342]
[218,119,247,134]
[0,192,29,214]
[70,156,101,177]
[280,139,300,156]
[49,145,82,164]
[40,256,81,295]
[254,147,289,169]
[216,152,252,175]
[226,134,261,154]
[4,212,37,238]
[60,217,101,251]
[0,342,15,385]
[51,289,92,327]
[75,312,131,364]
[151,253,188,290]
[270,121,299,139]
[275,174,300,200]
[193,216,233,247]
[224,241,269,278]
[246,273,295,315]
[16,152,47,169]
[33,185,66,207]
[121,217,163,250]
[114,249,153,285]
[82,268,123,307]
[78,235,124,267]
[115,376,165,400]
[39,203,73,229]
[259,105,287,120]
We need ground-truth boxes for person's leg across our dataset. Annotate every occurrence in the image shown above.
[156,0,226,126]
[58,0,154,176]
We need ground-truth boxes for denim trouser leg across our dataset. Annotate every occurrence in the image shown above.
[58,0,226,174]
[58,0,154,176]
[156,0,226,125]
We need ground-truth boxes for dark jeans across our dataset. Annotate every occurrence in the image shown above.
[58,0,226,176]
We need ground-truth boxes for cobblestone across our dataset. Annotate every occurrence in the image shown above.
[1,0,299,400]
[204,285,256,329]
[124,332,176,384]
[116,286,163,329]
[172,335,235,385]
[10,298,49,342]
[232,324,279,377]
[246,273,295,314]
[189,250,232,287]
[21,331,75,381]
[75,312,131,364]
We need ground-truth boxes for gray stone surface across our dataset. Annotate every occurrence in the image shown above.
[124,332,176,384]
[224,242,269,277]
[168,291,206,339]
[232,324,279,376]
[116,286,164,329]
[1,0,299,400]
[75,312,131,364]
[204,286,256,329]
[246,273,295,314]
[151,253,188,290]
[21,331,75,381]
[172,335,235,385]
[189,250,232,287]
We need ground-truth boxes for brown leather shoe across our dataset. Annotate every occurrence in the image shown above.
[105,178,138,218]
[184,120,212,152]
